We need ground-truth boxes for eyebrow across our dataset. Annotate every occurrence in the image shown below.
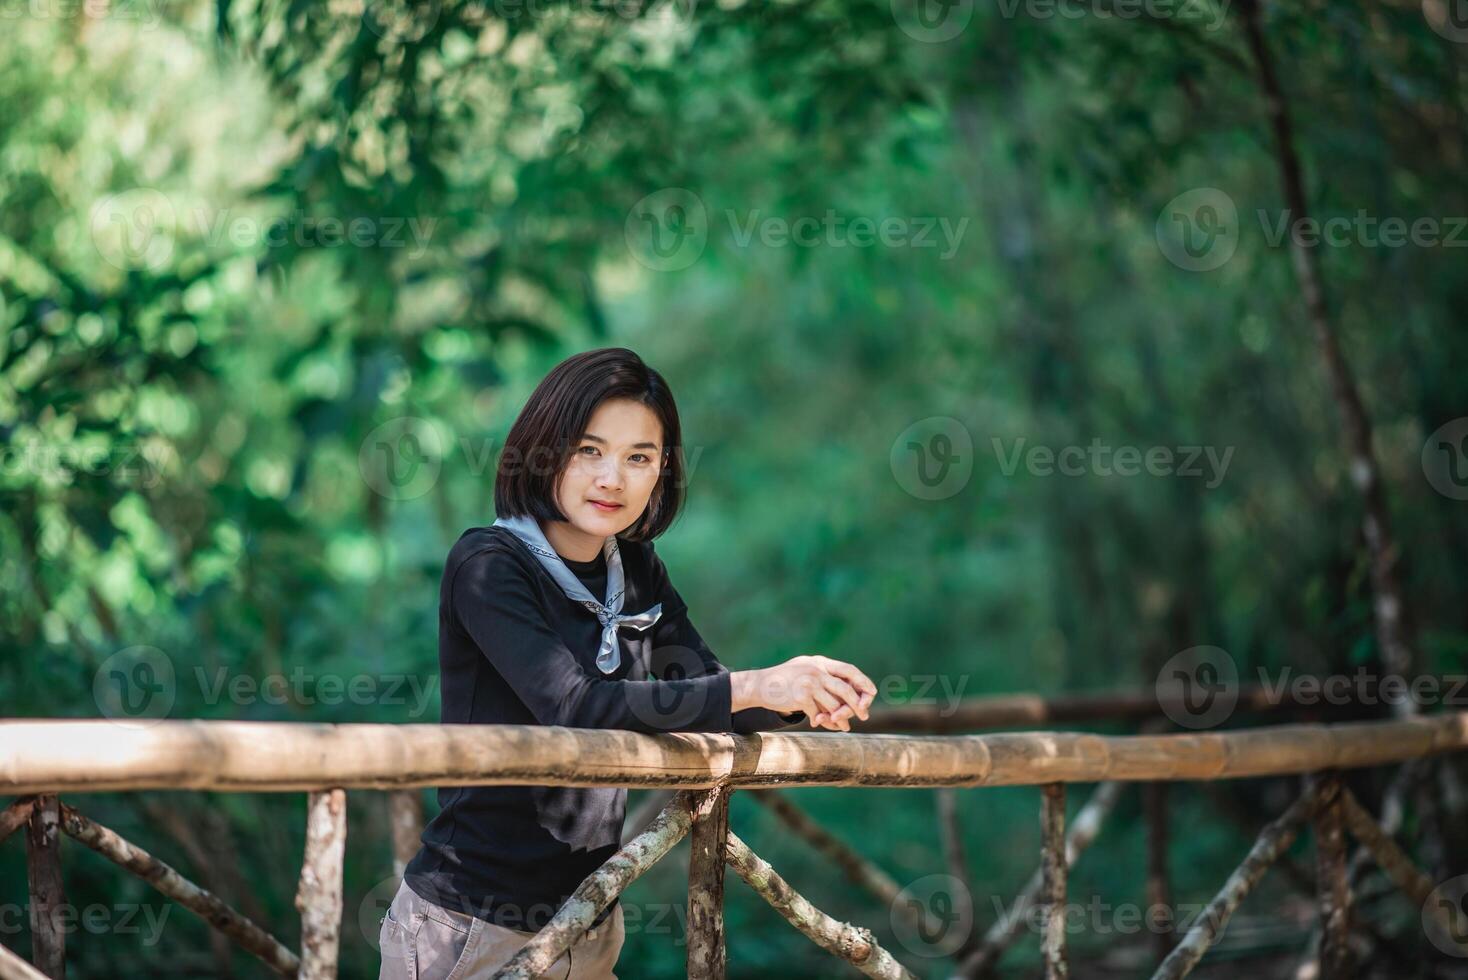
[582,433,661,451]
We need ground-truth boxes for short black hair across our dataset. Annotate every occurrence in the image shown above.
[493,347,686,541]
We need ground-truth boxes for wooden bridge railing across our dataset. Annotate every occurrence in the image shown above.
[2,695,1465,979]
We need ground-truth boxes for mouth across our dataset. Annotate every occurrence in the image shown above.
[588,499,624,513]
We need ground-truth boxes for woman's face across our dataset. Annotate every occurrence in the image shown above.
[551,397,666,550]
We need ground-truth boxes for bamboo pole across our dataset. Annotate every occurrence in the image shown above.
[724,830,917,980]
[23,796,63,979]
[1311,773,1354,979]
[3,713,1465,793]
[1039,784,1068,980]
[388,790,422,880]
[56,802,299,976]
[0,941,49,980]
[1337,784,1468,957]
[1150,780,1324,980]
[956,781,1123,978]
[854,682,1337,734]
[1,798,36,845]
[493,792,695,980]
[294,789,346,980]
[686,786,730,980]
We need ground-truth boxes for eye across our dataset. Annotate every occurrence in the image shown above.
[578,445,599,456]
[631,453,651,464]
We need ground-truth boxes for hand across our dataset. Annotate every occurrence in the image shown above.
[746,655,876,732]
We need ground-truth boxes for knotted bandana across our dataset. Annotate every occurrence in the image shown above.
[491,514,663,674]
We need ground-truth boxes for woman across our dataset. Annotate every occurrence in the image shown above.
[379,347,877,980]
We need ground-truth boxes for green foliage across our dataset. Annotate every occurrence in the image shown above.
[1,0,1465,975]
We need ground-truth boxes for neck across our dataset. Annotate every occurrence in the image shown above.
[539,517,607,563]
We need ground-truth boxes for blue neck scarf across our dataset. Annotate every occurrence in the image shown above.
[490,514,663,674]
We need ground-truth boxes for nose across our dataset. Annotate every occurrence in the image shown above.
[595,455,624,489]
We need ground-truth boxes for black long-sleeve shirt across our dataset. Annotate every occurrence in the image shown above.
[403,524,805,932]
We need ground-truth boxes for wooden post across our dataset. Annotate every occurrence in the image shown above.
[935,788,976,941]
[1311,772,1354,979]
[1039,783,1069,980]
[686,786,730,980]
[388,789,422,880]
[957,781,1123,979]
[1144,781,1174,964]
[24,795,64,979]
[295,789,347,980]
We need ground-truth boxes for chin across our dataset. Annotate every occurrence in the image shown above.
[578,508,632,536]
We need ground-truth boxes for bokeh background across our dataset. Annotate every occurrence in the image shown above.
[2,0,1467,975]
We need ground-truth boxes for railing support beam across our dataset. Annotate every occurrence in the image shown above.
[1311,772,1354,979]
[957,781,1123,978]
[686,785,730,980]
[724,831,916,979]
[295,789,346,980]
[1039,783,1069,980]
[24,795,64,979]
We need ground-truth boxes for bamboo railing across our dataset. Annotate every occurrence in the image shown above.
[1,689,1465,979]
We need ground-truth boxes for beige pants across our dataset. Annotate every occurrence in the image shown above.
[378,880,624,980]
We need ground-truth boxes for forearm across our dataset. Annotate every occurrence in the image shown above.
[555,672,737,733]
[728,668,803,726]
[729,669,765,713]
